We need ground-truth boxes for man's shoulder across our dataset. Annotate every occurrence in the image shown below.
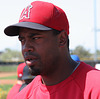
[69,61,100,95]
[86,68,100,82]
[72,62,100,87]
[80,62,100,76]
[77,62,100,72]
[81,62,100,86]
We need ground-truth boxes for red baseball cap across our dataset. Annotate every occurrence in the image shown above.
[17,62,26,79]
[4,1,69,36]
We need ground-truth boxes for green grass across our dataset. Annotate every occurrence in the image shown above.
[0,65,17,72]
[0,65,17,98]
[0,75,17,80]
[0,84,13,99]
[0,84,13,90]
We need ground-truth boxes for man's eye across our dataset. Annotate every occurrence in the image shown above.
[32,37,41,40]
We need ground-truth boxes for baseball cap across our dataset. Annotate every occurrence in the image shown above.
[22,66,36,80]
[71,55,80,62]
[4,1,69,36]
[17,62,26,79]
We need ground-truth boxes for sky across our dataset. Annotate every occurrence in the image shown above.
[0,0,100,53]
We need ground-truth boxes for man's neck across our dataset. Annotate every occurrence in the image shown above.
[41,60,78,86]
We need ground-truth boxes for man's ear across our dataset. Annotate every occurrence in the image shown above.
[58,30,67,47]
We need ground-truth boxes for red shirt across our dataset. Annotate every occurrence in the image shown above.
[14,62,100,99]
[7,83,21,99]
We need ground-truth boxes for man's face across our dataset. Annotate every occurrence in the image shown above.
[19,28,60,76]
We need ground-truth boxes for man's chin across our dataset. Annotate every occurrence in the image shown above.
[29,66,41,76]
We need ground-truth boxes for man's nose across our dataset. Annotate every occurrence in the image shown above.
[22,41,34,52]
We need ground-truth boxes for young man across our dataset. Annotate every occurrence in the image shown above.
[4,1,100,99]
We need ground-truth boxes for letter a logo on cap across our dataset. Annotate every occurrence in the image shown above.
[19,5,33,20]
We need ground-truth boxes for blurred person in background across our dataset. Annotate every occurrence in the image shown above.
[71,55,80,62]
[7,62,26,99]
[7,63,35,99]
[19,65,36,91]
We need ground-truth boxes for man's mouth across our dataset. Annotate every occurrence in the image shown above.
[25,57,38,66]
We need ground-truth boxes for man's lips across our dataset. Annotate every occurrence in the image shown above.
[25,56,38,66]
[26,59,38,66]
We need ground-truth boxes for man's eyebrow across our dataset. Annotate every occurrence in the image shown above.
[28,33,43,38]
[29,33,42,36]
[18,32,42,38]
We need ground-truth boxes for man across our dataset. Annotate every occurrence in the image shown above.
[4,1,100,99]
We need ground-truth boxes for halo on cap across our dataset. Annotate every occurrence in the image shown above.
[4,22,52,36]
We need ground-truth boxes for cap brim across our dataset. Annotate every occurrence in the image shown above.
[22,76,36,80]
[4,22,52,36]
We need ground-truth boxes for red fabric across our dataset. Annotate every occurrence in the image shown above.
[19,1,69,35]
[14,62,100,99]
[7,84,21,99]
[17,63,26,78]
